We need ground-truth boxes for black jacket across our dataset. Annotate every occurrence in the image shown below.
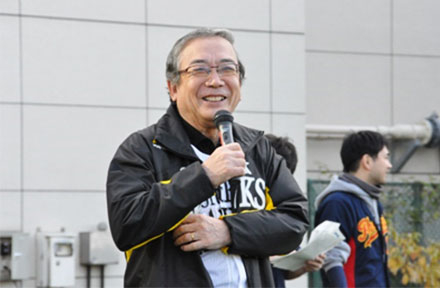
[106,105,309,287]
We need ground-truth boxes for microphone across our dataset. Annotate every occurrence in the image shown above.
[214,110,240,186]
[214,110,234,145]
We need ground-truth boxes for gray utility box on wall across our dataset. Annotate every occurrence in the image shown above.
[0,232,34,281]
[36,232,76,288]
[79,230,119,265]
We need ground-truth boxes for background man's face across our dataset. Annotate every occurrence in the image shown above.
[169,37,241,131]
[369,146,392,185]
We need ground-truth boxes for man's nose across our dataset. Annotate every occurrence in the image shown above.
[205,69,225,87]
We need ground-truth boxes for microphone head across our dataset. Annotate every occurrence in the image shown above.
[214,110,234,129]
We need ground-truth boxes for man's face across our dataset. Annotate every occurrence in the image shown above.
[368,146,392,185]
[168,37,241,131]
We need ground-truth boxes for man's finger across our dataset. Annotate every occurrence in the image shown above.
[174,231,196,247]
[172,220,196,240]
[179,240,201,252]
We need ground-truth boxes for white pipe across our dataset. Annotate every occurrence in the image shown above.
[306,120,433,145]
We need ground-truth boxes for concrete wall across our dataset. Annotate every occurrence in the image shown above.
[306,0,440,183]
[3,1,438,287]
[1,0,307,287]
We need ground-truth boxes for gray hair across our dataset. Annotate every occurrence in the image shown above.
[166,28,246,86]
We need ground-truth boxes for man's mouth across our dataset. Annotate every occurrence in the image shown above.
[203,96,226,102]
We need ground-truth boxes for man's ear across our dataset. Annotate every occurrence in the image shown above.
[360,154,372,171]
[167,80,178,102]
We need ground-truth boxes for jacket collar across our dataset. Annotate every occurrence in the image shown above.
[155,104,197,160]
[155,104,264,158]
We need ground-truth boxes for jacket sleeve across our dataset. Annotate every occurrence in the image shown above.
[106,132,214,251]
[315,193,354,270]
[222,140,309,256]
[325,266,348,287]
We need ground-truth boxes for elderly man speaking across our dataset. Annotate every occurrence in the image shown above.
[106,28,309,288]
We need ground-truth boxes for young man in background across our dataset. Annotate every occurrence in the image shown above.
[315,131,392,287]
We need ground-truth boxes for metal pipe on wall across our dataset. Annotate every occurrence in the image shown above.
[305,113,440,173]
[306,121,432,144]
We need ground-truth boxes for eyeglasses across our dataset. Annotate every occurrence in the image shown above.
[178,62,239,78]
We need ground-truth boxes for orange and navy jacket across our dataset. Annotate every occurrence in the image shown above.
[314,175,390,288]
[106,104,309,287]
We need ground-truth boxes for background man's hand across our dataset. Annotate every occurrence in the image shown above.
[202,143,246,187]
[303,253,326,272]
[172,214,231,252]
[285,253,326,279]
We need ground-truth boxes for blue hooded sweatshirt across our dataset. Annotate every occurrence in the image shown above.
[314,174,390,288]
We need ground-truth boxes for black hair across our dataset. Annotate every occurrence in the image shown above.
[340,130,389,173]
[265,134,298,174]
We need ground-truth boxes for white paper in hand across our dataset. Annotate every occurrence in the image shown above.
[271,220,345,271]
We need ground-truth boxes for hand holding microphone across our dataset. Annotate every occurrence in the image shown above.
[201,110,246,187]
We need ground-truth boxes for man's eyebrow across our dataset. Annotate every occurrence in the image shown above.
[219,58,237,63]
[188,58,237,65]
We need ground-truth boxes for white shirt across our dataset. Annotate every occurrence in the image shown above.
[191,145,247,288]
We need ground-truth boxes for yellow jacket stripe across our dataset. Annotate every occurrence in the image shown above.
[125,179,185,262]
